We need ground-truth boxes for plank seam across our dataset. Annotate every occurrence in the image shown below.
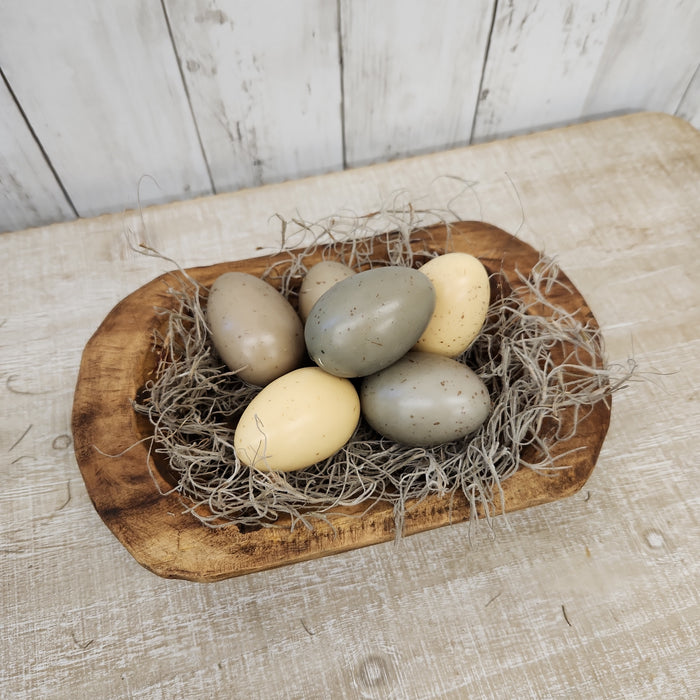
[0,66,78,218]
[337,0,348,170]
[159,0,216,194]
[469,0,499,144]
[674,61,700,117]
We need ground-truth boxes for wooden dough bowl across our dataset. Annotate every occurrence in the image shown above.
[72,221,610,582]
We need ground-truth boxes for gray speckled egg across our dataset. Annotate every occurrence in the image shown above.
[304,266,435,378]
[360,351,491,446]
[207,272,305,386]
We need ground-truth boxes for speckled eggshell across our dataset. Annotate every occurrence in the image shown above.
[360,351,490,446]
[298,260,356,321]
[304,266,436,378]
[414,252,490,356]
[234,367,361,472]
[207,271,305,386]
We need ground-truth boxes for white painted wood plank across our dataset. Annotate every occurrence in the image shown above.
[0,0,212,218]
[341,0,495,167]
[583,0,700,118]
[472,0,623,141]
[674,63,700,130]
[473,0,700,142]
[164,0,343,192]
[0,76,75,233]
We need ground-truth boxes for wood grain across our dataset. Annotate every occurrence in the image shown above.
[1,2,699,231]
[72,221,610,581]
[472,0,623,141]
[472,0,700,142]
[341,0,494,166]
[0,0,212,218]
[0,74,75,233]
[675,62,700,130]
[583,0,700,119]
[164,0,344,191]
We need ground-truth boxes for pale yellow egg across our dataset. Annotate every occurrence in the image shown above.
[414,252,490,356]
[234,367,360,472]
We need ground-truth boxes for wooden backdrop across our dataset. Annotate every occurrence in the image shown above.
[1,0,699,234]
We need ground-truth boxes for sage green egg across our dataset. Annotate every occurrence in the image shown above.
[360,351,491,446]
[207,272,305,386]
[304,266,436,378]
[298,260,356,321]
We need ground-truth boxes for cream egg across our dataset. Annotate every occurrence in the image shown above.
[207,272,305,386]
[298,260,356,321]
[414,252,490,356]
[234,367,360,472]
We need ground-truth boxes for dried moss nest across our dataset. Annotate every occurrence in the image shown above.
[133,211,634,536]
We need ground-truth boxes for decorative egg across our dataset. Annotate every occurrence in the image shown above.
[298,260,356,321]
[414,252,490,356]
[305,266,436,378]
[234,367,361,472]
[207,271,305,386]
[360,351,491,446]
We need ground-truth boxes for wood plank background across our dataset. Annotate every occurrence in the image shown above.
[1,0,699,233]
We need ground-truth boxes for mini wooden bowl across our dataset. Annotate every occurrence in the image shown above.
[72,221,610,582]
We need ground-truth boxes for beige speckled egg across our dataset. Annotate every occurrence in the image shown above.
[234,367,360,472]
[207,272,305,386]
[298,260,356,321]
[414,252,490,357]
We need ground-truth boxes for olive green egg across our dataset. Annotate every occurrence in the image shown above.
[304,266,435,378]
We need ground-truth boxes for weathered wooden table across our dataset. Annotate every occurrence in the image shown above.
[2,112,698,698]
